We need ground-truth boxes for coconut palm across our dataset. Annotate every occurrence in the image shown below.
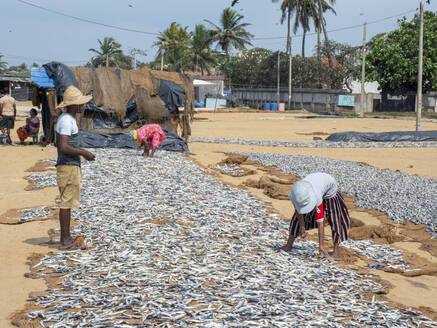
[272,0,334,57]
[271,0,295,55]
[190,24,216,75]
[89,37,123,67]
[154,22,192,72]
[205,8,253,58]
[315,0,336,68]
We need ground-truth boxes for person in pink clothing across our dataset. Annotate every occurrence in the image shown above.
[129,124,166,157]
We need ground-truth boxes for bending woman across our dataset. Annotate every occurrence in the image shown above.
[129,124,166,157]
[281,173,350,258]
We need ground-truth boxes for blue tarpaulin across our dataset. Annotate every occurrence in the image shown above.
[31,67,55,88]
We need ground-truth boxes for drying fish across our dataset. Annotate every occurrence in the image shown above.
[20,149,436,327]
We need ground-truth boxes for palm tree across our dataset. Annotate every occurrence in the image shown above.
[205,8,253,58]
[315,0,336,71]
[89,37,123,67]
[190,24,216,75]
[272,0,295,55]
[294,0,314,57]
[154,22,192,72]
[273,0,334,57]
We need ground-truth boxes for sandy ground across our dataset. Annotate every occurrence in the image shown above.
[1,112,436,325]
[0,116,59,327]
[191,111,437,142]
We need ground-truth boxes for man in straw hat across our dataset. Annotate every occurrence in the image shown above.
[281,172,350,258]
[56,85,95,250]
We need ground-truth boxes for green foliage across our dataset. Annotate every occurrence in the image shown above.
[189,24,217,75]
[154,22,192,72]
[89,37,123,67]
[272,0,335,57]
[205,8,253,57]
[366,11,437,94]
[318,40,361,91]
[222,43,358,89]
[8,62,29,72]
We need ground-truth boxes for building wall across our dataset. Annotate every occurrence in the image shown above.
[348,80,380,94]
[196,80,224,102]
[232,87,344,112]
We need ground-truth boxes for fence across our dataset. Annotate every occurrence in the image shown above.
[231,87,345,112]
[372,93,437,113]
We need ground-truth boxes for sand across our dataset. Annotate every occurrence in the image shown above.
[1,111,437,325]
[191,111,437,142]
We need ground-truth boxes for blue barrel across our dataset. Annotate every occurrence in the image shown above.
[263,103,271,110]
[271,103,278,111]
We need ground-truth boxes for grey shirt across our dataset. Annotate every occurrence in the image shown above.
[303,173,338,205]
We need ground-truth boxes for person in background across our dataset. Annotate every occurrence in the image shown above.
[17,108,40,144]
[56,86,95,250]
[0,92,17,138]
[281,172,350,258]
[129,124,166,158]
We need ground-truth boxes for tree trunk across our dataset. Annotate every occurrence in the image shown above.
[317,0,322,88]
[287,6,291,54]
[106,54,109,67]
[302,30,306,58]
[317,0,322,62]
[322,20,334,88]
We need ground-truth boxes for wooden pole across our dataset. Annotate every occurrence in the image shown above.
[360,22,367,117]
[416,1,424,131]
[160,48,164,71]
[277,51,280,107]
[288,36,292,110]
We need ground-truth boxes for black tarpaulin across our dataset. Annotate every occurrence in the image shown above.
[43,61,78,96]
[78,129,189,152]
[40,91,51,137]
[0,134,12,145]
[84,96,138,129]
[158,80,185,113]
[326,130,437,142]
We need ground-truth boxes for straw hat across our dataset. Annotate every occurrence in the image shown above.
[57,86,92,108]
[289,180,318,214]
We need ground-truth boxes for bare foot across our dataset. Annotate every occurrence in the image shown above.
[58,242,85,251]
[280,245,293,252]
[318,248,332,259]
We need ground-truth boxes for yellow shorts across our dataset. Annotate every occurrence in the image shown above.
[57,165,81,210]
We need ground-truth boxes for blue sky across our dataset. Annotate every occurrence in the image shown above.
[1,0,435,67]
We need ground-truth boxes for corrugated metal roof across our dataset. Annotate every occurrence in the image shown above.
[0,77,31,82]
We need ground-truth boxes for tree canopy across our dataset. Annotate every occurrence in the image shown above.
[205,8,253,57]
[366,11,437,94]
[89,37,123,68]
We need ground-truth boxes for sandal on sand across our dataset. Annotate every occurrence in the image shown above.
[58,243,86,251]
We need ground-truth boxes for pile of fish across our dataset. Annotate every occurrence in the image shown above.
[191,137,437,148]
[9,206,57,223]
[236,152,437,238]
[26,173,57,190]
[23,149,436,327]
[211,164,247,176]
[342,240,409,270]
